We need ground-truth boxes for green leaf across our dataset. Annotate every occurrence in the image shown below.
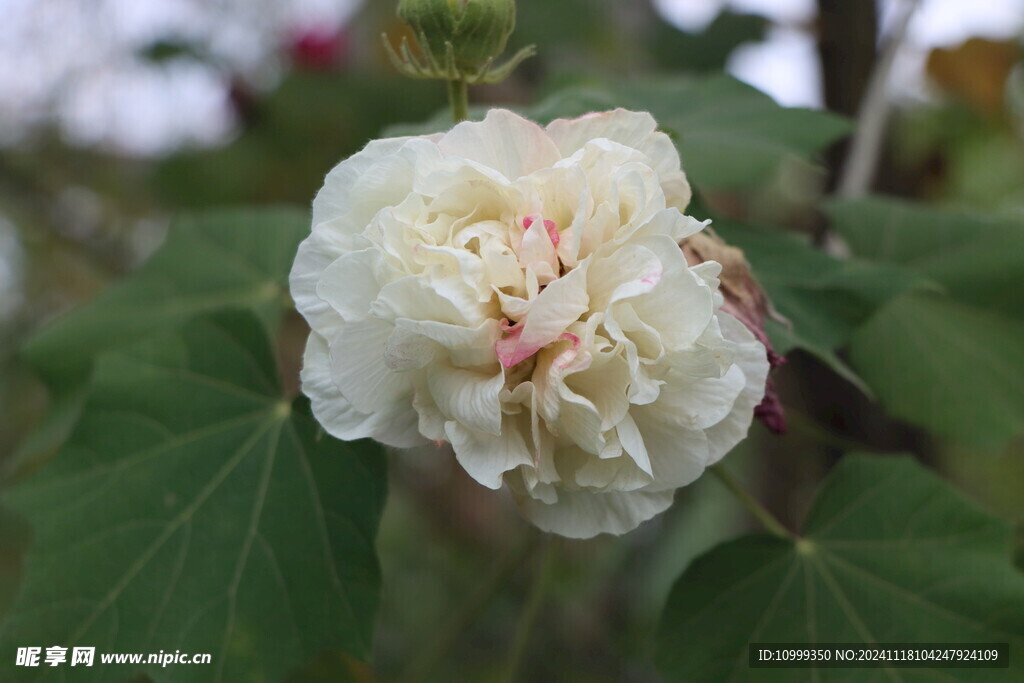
[22,207,309,381]
[284,649,371,682]
[655,455,1024,682]
[710,218,919,392]
[763,320,868,394]
[1,311,388,681]
[391,76,851,189]
[850,293,1024,448]
[648,11,767,74]
[1,370,90,488]
[825,198,1024,445]
[525,86,616,124]
[825,196,1024,317]
[642,77,850,188]
[15,208,308,497]
[523,77,852,188]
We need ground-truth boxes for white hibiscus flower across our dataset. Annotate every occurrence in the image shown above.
[290,108,770,538]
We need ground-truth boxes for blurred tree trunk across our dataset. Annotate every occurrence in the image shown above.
[817,0,879,117]
[816,0,879,191]
[759,1,926,524]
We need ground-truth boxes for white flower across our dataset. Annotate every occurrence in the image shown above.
[290,108,769,539]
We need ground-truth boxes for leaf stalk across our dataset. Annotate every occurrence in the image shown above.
[710,464,795,540]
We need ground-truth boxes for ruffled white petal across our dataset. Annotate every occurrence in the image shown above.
[302,333,423,448]
[446,418,534,490]
[292,107,769,539]
[316,249,389,322]
[656,365,747,431]
[518,487,675,539]
[438,109,562,182]
[704,313,770,465]
[615,412,652,476]
[313,137,420,229]
[628,234,714,350]
[546,108,692,211]
[587,243,663,313]
[631,404,711,491]
[427,362,505,436]
[330,319,411,413]
[495,264,590,367]
[290,233,346,337]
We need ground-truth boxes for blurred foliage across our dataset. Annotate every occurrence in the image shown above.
[513,0,620,63]
[534,77,852,189]
[156,73,446,208]
[927,38,1021,119]
[140,40,208,65]
[394,74,852,190]
[889,38,1024,213]
[2,0,1024,681]
[284,649,373,683]
[851,293,1024,449]
[827,198,1024,448]
[647,11,767,74]
[0,505,29,620]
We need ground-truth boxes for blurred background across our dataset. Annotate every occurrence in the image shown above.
[1,0,1022,680]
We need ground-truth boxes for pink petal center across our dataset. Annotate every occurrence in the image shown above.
[496,319,582,369]
[523,214,560,246]
[495,318,537,367]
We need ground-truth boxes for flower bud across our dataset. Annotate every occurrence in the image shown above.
[398,0,516,73]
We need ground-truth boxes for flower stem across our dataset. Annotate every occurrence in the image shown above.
[448,78,469,123]
[710,464,795,540]
[504,533,556,682]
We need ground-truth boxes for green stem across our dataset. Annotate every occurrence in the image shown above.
[710,464,795,540]
[447,78,469,123]
[503,534,556,682]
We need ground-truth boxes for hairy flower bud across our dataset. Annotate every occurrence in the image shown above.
[398,0,516,72]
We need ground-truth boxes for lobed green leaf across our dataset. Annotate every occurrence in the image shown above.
[825,197,1024,446]
[825,197,1024,318]
[656,455,1024,682]
[850,294,1024,448]
[388,75,852,189]
[23,207,309,382]
[1,312,388,681]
